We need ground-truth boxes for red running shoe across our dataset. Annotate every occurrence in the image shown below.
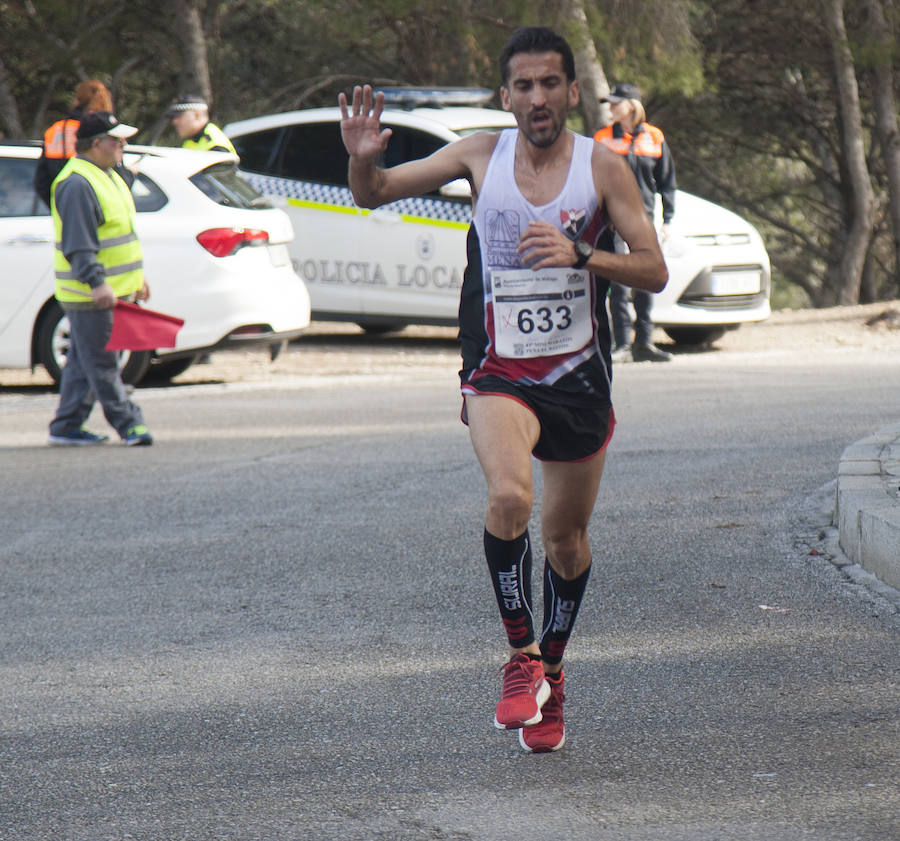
[518,670,565,752]
[493,653,550,730]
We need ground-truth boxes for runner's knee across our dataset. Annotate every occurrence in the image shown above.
[487,478,533,535]
[543,527,590,578]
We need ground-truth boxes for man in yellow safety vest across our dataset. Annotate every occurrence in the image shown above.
[48,111,153,447]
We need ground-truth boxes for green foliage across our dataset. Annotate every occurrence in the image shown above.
[587,0,705,98]
[659,0,898,306]
[0,0,896,306]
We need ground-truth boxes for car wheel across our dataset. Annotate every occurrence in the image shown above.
[663,326,729,346]
[37,300,153,385]
[141,354,200,383]
[355,320,408,335]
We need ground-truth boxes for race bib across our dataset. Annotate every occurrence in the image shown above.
[491,267,592,359]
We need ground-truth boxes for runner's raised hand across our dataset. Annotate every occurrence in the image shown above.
[339,85,393,161]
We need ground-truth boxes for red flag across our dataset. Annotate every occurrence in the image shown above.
[105,301,184,351]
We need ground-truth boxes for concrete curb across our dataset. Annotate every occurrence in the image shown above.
[835,422,900,591]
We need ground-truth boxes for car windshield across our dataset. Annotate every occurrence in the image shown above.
[190,163,271,209]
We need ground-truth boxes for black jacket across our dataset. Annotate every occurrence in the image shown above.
[594,121,676,223]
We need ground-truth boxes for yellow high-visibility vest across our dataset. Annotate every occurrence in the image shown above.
[182,121,236,155]
[52,157,143,302]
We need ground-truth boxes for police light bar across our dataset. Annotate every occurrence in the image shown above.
[375,87,495,108]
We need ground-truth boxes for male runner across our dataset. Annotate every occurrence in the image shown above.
[339,26,667,752]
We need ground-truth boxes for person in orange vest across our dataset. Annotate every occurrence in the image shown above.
[34,80,115,207]
[594,83,676,363]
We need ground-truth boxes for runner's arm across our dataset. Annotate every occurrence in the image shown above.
[589,146,667,292]
[339,85,482,208]
[517,147,667,292]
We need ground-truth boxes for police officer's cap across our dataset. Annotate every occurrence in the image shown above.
[166,94,209,116]
[607,83,642,104]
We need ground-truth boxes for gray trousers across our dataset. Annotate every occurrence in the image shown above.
[609,283,655,347]
[49,308,144,438]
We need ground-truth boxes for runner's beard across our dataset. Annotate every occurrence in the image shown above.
[522,109,564,148]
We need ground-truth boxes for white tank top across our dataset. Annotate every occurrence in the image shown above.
[461,129,611,393]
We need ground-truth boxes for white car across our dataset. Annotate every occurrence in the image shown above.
[225,90,770,345]
[0,142,311,384]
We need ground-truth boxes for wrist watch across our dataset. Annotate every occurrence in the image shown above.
[572,239,593,269]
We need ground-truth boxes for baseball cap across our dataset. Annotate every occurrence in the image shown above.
[76,111,138,140]
[166,94,209,116]
[607,83,642,103]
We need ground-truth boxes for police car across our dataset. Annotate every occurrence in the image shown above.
[225,88,770,344]
[0,142,311,384]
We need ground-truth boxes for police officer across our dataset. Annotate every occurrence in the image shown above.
[595,82,676,362]
[48,111,153,447]
[167,94,237,155]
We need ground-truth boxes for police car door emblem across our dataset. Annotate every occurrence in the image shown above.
[416,233,436,261]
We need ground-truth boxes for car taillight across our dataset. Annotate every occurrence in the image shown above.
[196,227,269,257]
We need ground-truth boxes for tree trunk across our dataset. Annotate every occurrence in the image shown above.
[825,0,876,305]
[172,0,212,107]
[556,0,610,136]
[864,0,900,288]
[0,57,25,138]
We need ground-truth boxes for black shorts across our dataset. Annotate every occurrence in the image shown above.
[461,375,616,462]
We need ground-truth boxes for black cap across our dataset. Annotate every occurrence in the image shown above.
[607,83,642,103]
[166,94,208,116]
[76,111,138,140]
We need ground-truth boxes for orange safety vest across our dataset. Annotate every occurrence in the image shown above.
[42,118,80,159]
[593,123,666,159]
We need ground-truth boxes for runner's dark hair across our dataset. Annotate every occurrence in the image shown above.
[499,26,576,85]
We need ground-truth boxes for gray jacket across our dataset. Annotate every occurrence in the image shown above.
[54,160,114,310]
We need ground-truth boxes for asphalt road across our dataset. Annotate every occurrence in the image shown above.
[1,330,898,841]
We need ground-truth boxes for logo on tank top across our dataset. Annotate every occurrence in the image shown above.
[560,208,587,239]
[485,208,521,268]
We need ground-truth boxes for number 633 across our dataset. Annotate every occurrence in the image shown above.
[516,305,573,334]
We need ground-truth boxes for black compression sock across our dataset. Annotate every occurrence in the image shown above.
[539,558,591,666]
[484,529,535,649]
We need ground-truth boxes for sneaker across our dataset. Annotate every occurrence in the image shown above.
[610,343,632,363]
[493,653,550,730]
[632,342,673,362]
[123,424,153,446]
[518,671,566,752]
[47,428,109,446]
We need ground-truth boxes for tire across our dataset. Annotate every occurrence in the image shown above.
[663,325,729,346]
[119,350,153,385]
[141,354,200,383]
[37,301,153,386]
[355,320,408,335]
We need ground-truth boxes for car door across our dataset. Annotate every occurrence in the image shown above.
[355,122,469,322]
[237,121,365,322]
[0,154,54,367]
